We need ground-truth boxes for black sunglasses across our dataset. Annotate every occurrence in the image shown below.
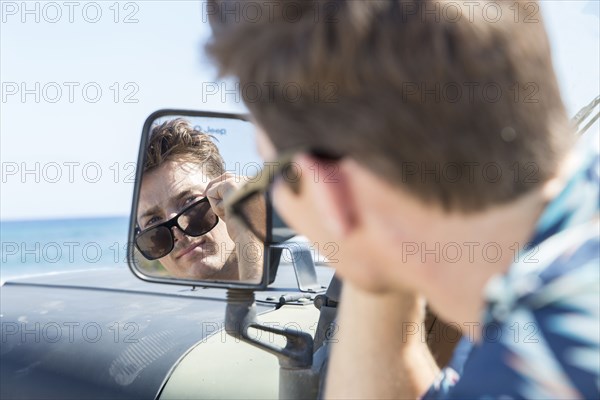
[224,148,341,244]
[135,197,219,260]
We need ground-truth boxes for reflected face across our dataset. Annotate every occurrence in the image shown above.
[137,160,236,280]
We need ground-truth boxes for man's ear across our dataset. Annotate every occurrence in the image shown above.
[294,153,356,238]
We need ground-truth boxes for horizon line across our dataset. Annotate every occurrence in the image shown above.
[1,214,130,223]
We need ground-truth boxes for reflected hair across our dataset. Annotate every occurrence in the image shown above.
[144,118,225,178]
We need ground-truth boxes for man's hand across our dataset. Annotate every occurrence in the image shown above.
[205,173,253,243]
[205,173,264,282]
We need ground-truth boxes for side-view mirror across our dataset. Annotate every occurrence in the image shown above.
[127,109,281,290]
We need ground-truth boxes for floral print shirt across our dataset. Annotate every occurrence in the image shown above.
[422,130,600,399]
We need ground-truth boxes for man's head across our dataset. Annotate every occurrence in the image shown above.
[208,0,571,208]
[137,118,237,280]
[207,0,573,315]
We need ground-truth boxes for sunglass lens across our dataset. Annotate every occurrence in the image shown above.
[136,226,173,260]
[179,200,218,236]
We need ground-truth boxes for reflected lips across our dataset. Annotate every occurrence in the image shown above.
[175,238,206,259]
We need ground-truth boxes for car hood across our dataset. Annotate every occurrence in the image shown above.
[0,267,276,399]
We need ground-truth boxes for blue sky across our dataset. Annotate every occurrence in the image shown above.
[1,1,599,220]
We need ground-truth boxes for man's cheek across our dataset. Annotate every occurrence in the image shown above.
[202,240,218,256]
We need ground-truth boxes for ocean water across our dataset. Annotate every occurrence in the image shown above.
[0,216,130,284]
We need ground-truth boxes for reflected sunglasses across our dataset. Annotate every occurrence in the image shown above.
[135,197,219,260]
[224,148,341,244]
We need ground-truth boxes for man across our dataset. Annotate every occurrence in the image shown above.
[209,1,599,398]
[136,118,263,282]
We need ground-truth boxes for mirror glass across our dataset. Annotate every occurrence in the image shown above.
[129,112,267,287]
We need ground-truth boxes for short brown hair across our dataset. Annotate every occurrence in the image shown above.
[145,118,225,178]
[207,0,573,211]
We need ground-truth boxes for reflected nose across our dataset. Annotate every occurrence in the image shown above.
[171,225,186,242]
[168,214,185,242]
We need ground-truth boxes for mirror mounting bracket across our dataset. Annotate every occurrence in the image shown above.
[225,289,319,398]
[270,243,323,293]
[225,289,314,369]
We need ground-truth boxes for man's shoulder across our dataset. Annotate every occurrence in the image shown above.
[484,218,599,318]
[464,220,600,399]
[442,215,598,399]
[521,218,599,307]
